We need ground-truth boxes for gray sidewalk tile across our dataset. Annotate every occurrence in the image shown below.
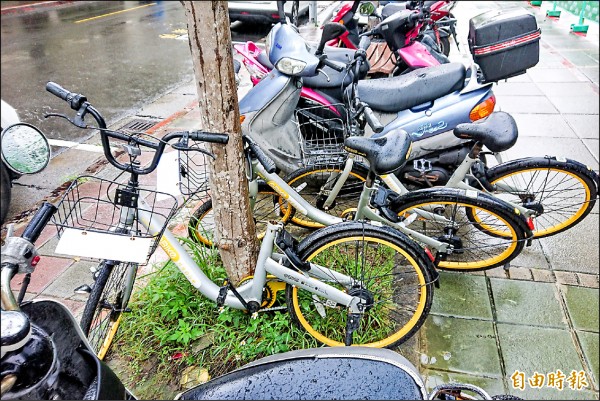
[420,316,502,378]
[580,67,599,84]
[539,216,600,274]
[503,137,599,169]
[547,95,600,115]
[490,279,567,328]
[535,82,599,98]
[493,82,544,97]
[511,114,577,139]
[561,285,599,333]
[564,114,600,140]
[422,369,506,396]
[577,331,599,389]
[496,95,559,114]
[510,240,551,270]
[430,272,492,320]
[42,260,95,300]
[529,68,589,83]
[497,324,590,399]
[583,139,599,163]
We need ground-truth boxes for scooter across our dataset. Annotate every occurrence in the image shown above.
[0,206,520,399]
[0,114,51,224]
[237,19,495,178]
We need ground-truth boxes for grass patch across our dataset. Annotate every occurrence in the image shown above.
[106,238,318,400]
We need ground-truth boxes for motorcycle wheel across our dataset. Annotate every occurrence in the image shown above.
[438,36,451,57]
[1,165,11,224]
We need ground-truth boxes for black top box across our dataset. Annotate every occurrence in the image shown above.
[468,7,541,83]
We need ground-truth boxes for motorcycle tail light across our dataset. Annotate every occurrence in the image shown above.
[469,95,496,121]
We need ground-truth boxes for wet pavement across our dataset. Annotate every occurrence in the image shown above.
[2,1,599,399]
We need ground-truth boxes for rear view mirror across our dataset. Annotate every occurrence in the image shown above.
[1,123,51,174]
[316,22,348,55]
[359,2,376,16]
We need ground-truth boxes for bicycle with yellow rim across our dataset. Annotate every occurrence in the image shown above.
[45,82,438,358]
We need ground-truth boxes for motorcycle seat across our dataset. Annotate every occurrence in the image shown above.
[381,2,408,20]
[356,62,466,113]
[303,47,356,89]
[453,111,518,152]
[345,129,412,175]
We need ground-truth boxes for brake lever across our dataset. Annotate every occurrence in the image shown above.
[317,68,331,82]
[172,140,216,160]
[43,112,88,129]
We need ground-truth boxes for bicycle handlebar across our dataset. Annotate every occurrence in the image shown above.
[45,82,229,176]
[362,105,384,133]
[243,135,277,173]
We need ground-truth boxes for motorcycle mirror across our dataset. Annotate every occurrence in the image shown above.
[358,1,376,16]
[1,123,51,175]
[316,22,347,55]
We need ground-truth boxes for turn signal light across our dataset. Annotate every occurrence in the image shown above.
[469,95,496,121]
[240,115,246,124]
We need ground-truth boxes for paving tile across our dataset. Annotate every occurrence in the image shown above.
[555,271,580,286]
[583,139,599,163]
[535,82,599,98]
[419,316,502,377]
[577,273,599,289]
[529,68,588,83]
[422,369,507,396]
[511,114,578,139]
[498,324,589,398]
[580,67,599,85]
[430,272,492,320]
[490,279,567,328]
[577,331,599,389]
[562,285,599,332]
[539,216,600,274]
[548,95,600,115]
[564,114,600,140]
[531,268,555,283]
[496,95,559,114]
[507,267,533,281]
[10,256,74,294]
[493,82,544,97]
[42,260,97,299]
[503,137,599,170]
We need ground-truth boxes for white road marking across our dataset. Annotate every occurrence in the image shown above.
[48,139,111,153]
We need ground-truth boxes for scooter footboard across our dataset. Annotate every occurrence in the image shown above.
[176,347,427,400]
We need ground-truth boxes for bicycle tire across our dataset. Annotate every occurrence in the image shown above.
[286,221,435,348]
[391,188,529,271]
[485,157,598,238]
[80,261,136,360]
[188,185,295,247]
[282,163,369,229]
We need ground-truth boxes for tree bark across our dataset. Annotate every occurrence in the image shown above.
[182,1,258,283]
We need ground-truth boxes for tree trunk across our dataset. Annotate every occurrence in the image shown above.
[182,1,258,284]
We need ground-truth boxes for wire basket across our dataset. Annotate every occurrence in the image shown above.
[52,175,179,265]
[178,141,212,199]
[295,103,349,167]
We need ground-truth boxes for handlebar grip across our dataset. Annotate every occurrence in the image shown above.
[409,12,422,22]
[358,36,371,51]
[322,58,345,72]
[46,81,87,111]
[363,106,384,134]
[189,131,230,144]
[21,202,57,244]
[244,136,277,174]
[46,82,70,101]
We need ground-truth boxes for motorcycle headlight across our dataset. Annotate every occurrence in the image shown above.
[275,57,306,75]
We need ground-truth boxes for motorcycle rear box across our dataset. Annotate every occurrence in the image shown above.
[468,7,540,83]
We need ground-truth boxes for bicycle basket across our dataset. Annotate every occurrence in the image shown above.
[52,176,178,265]
[178,139,212,198]
[295,104,348,167]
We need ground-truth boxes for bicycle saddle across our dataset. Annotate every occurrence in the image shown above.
[453,111,518,152]
[356,62,466,113]
[345,129,412,175]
